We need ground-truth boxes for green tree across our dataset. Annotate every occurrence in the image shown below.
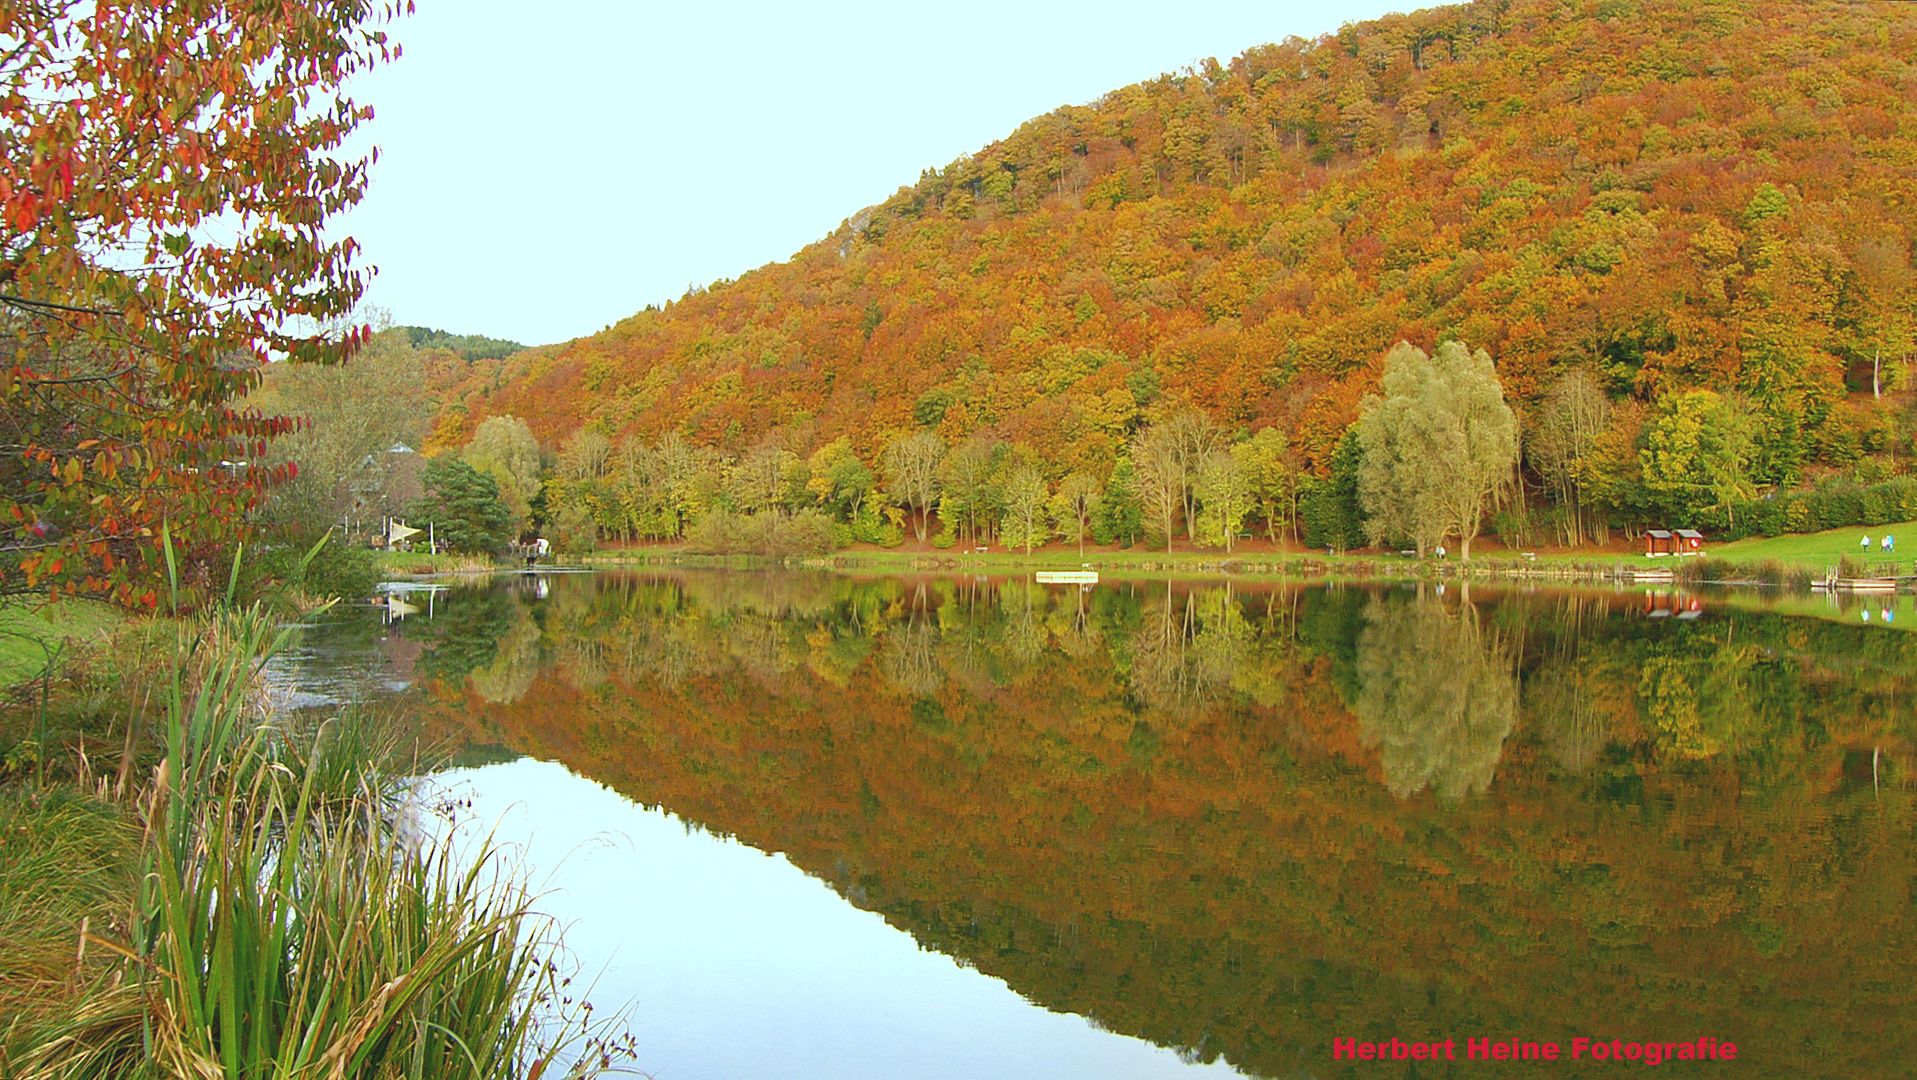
[999,466,1049,555]
[1094,460,1145,547]
[1129,423,1185,553]
[1639,390,1756,527]
[725,442,798,516]
[1161,406,1223,541]
[1193,450,1253,552]
[410,459,514,555]
[463,416,543,531]
[1235,426,1304,544]
[250,327,428,540]
[1299,431,1366,551]
[1357,341,1518,559]
[807,437,877,520]
[939,436,1007,545]
[1049,473,1104,555]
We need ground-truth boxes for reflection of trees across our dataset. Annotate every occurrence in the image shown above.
[1046,586,1103,659]
[390,572,1917,1079]
[880,585,943,696]
[468,600,542,703]
[1354,594,1517,799]
[402,574,1917,1080]
[997,581,1046,670]
[1530,660,1609,773]
[1637,639,1771,761]
[1128,581,1246,713]
[410,582,520,688]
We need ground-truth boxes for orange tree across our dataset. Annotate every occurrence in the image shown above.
[0,0,406,607]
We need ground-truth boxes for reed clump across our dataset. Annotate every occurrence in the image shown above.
[2,556,633,1078]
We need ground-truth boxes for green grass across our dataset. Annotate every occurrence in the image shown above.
[581,519,1917,583]
[1702,519,1917,570]
[0,599,124,689]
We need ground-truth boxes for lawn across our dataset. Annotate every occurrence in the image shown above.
[578,520,1917,581]
[0,598,124,689]
[1704,520,1917,570]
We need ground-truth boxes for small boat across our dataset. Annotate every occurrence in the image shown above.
[1035,571,1098,584]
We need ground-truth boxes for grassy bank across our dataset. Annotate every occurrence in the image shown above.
[0,599,126,689]
[574,519,1917,583]
[0,599,633,1079]
[373,549,501,577]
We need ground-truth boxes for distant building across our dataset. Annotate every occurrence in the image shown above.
[342,443,426,539]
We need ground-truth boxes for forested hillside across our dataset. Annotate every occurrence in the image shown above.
[413,0,1917,549]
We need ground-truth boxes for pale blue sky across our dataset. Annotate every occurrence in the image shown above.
[336,1,1410,346]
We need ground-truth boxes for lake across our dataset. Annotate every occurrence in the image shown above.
[270,570,1916,1079]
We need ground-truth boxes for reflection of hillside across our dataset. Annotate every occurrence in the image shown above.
[410,574,1917,1079]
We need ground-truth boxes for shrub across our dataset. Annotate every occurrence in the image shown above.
[686,510,837,558]
[248,536,381,602]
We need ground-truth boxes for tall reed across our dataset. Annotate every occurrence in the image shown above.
[9,535,634,1079]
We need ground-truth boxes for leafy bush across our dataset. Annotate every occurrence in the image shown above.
[1491,507,1536,550]
[248,537,381,601]
[685,510,836,557]
[550,501,598,558]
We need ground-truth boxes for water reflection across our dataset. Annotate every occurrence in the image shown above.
[293,571,1917,1079]
[1354,593,1516,800]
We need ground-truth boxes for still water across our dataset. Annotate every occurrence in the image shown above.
[273,571,1917,1079]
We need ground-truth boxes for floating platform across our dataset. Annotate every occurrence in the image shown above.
[1815,578,1900,592]
[1035,571,1099,584]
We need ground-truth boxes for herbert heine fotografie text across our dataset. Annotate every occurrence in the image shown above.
[1335,1037,1738,1066]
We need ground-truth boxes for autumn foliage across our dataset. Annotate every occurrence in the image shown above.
[0,1,405,606]
[404,573,1917,1078]
[427,0,1917,537]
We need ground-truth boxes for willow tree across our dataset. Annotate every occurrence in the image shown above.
[463,416,543,530]
[1356,341,1517,560]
